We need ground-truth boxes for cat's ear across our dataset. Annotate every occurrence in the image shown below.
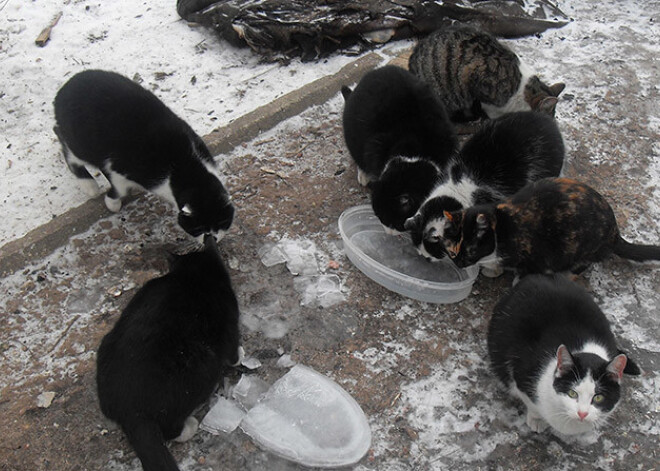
[404,213,422,232]
[443,210,453,222]
[538,97,559,115]
[555,344,574,377]
[549,82,565,97]
[606,354,627,383]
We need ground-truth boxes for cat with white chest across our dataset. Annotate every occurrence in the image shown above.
[342,65,457,232]
[488,274,641,438]
[54,69,234,239]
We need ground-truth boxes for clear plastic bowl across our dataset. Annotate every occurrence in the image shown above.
[339,205,479,303]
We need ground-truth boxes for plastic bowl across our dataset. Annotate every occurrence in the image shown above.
[339,205,479,303]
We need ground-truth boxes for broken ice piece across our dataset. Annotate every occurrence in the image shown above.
[241,356,262,370]
[240,365,371,468]
[258,243,287,267]
[200,397,246,434]
[37,391,56,408]
[281,240,319,275]
[276,354,296,368]
[294,274,345,308]
[231,374,270,409]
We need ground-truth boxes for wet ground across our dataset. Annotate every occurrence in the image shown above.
[1,1,659,469]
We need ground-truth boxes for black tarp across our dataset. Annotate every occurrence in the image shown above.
[177,0,569,61]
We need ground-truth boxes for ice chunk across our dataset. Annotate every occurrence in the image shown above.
[200,396,246,434]
[258,243,287,267]
[276,354,296,368]
[231,374,270,410]
[240,365,371,468]
[293,274,345,308]
[259,240,319,275]
[241,356,262,370]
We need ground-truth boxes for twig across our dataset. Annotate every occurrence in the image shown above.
[46,314,81,355]
[35,11,63,47]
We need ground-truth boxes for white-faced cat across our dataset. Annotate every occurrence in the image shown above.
[409,25,565,122]
[96,235,240,471]
[54,69,234,239]
[442,177,660,276]
[488,274,641,438]
[342,65,457,232]
[404,111,564,269]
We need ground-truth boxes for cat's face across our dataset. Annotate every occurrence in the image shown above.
[404,195,464,261]
[443,208,496,268]
[525,77,565,117]
[549,345,627,435]
[177,179,234,239]
[371,158,442,233]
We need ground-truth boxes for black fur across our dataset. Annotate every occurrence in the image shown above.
[54,69,234,237]
[342,65,456,180]
[488,274,640,407]
[445,178,660,275]
[405,112,564,259]
[96,235,240,471]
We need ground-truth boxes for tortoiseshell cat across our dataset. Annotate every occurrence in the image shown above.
[409,26,565,122]
[489,274,640,438]
[443,178,660,276]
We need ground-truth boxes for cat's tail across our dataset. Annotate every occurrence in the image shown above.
[124,419,180,471]
[613,236,660,262]
[341,85,352,100]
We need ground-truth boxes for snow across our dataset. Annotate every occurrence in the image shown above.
[0,0,374,247]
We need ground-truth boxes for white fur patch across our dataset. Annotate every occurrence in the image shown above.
[104,164,142,199]
[151,177,177,207]
[481,62,534,118]
[424,177,478,209]
[173,416,198,443]
[577,342,610,361]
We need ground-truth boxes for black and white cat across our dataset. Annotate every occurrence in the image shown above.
[488,274,641,438]
[341,65,456,232]
[404,111,564,271]
[54,69,234,239]
[96,235,240,471]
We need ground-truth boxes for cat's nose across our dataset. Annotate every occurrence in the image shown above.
[577,411,589,421]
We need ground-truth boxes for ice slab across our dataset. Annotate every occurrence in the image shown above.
[293,274,345,308]
[200,397,246,434]
[232,374,271,410]
[259,239,319,275]
[240,365,371,467]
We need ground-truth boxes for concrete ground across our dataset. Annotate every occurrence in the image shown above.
[1,3,659,470]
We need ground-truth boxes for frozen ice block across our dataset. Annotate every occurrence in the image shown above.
[240,365,371,467]
[200,396,246,434]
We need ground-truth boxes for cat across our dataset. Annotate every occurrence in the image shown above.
[54,69,234,239]
[341,65,457,232]
[404,111,564,271]
[442,177,660,276]
[408,25,565,122]
[488,274,641,437]
[96,235,240,471]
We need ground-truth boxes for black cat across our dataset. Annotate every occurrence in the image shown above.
[488,274,640,437]
[54,69,234,238]
[96,235,240,471]
[443,177,660,276]
[341,65,457,232]
[404,112,564,270]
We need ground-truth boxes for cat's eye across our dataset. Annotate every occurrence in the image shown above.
[592,394,605,404]
[567,389,578,399]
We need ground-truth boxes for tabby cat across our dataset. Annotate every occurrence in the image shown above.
[409,25,565,122]
[404,111,564,269]
[443,177,660,276]
[489,274,640,437]
[96,235,240,471]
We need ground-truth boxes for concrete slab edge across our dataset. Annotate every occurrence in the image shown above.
[0,52,385,277]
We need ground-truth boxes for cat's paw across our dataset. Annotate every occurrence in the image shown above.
[104,194,122,212]
[80,178,101,197]
[173,416,198,443]
[357,168,372,187]
[526,413,548,433]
